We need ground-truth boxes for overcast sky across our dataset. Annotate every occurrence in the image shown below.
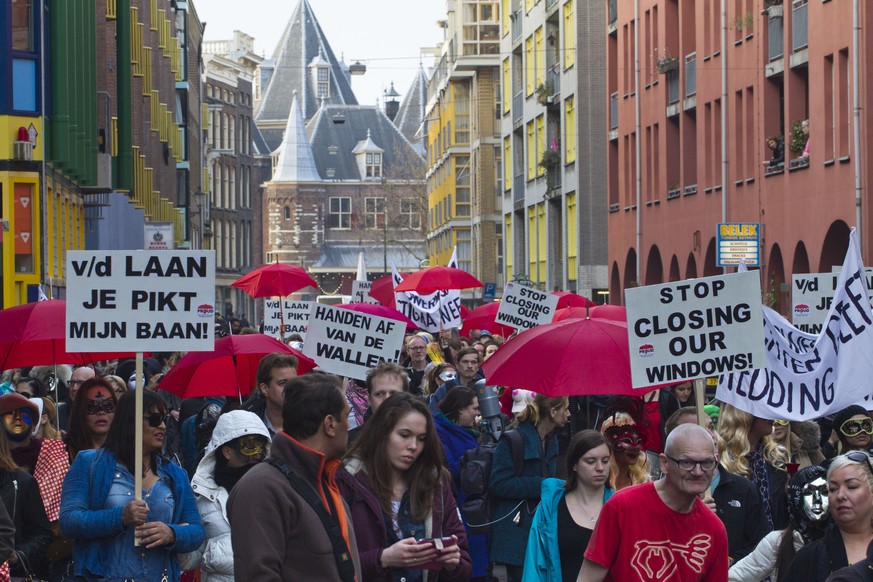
[198,0,447,106]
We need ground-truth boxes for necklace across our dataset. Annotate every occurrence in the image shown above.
[567,494,603,524]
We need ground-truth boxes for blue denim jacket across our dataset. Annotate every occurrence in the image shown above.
[59,449,205,581]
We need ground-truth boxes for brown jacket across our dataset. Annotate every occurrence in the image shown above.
[227,432,362,581]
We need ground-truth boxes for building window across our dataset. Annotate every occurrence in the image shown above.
[400,199,420,230]
[12,0,34,51]
[284,206,291,220]
[366,153,382,178]
[328,196,351,229]
[455,156,471,217]
[317,67,330,99]
[365,197,386,229]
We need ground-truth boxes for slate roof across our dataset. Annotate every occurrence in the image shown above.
[256,0,357,133]
[307,105,425,181]
[252,124,271,157]
[393,65,430,155]
[272,93,321,182]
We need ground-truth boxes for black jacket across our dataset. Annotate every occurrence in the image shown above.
[783,524,847,582]
[828,540,873,581]
[712,465,770,563]
[0,469,52,577]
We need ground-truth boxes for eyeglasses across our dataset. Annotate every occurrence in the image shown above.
[144,413,170,428]
[840,417,873,438]
[666,454,718,472]
[773,419,790,426]
[85,399,116,416]
[235,435,268,458]
[69,380,85,388]
[408,345,427,351]
[841,451,873,475]
[16,392,33,399]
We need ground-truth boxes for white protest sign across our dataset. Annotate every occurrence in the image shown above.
[66,250,215,352]
[792,269,873,333]
[625,271,765,388]
[263,299,311,339]
[302,303,407,380]
[718,233,873,420]
[351,280,380,304]
[495,282,559,330]
[392,249,461,332]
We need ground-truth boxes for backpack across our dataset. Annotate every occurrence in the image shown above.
[458,429,524,534]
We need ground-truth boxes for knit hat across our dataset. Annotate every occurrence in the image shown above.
[0,393,40,419]
[833,405,868,442]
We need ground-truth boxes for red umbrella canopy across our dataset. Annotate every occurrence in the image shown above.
[480,317,661,397]
[393,266,484,295]
[0,299,138,369]
[370,273,404,308]
[462,303,515,337]
[159,334,316,399]
[552,292,595,309]
[232,263,318,298]
[552,304,627,323]
[337,303,417,332]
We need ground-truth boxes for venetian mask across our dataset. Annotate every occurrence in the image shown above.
[605,424,643,452]
[802,477,829,522]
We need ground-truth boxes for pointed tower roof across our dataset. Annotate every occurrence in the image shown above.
[272,93,321,182]
[393,65,430,155]
[351,129,384,155]
[256,0,357,140]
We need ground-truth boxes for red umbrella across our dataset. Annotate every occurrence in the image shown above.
[394,266,484,295]
[552,304,627,323]
[462,303,515,337]
[232,263,318,298]
[370,273,404,308]
[337,303,417,332]
[0,300,138,369]
[552,306,589,322]
[552,292,595,309]
[480,317,661,397]
[159,334,317,399]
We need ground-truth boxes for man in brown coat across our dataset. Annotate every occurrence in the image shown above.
[228,372,361,581]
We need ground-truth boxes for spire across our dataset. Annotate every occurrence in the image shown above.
[272,92,321,182]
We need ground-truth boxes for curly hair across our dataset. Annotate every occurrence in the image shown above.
[718,403,788,478]
[600,412,650,489]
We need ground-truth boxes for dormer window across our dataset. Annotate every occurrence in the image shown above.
[366,153,382,178]
[352,129,384,181]
[309,53,331,100]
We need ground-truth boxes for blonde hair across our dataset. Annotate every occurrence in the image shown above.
[718,403,788,477]
[600,412,650,489]
[515,394,568,427]
[37,397,60,441]
[827,452,873,490]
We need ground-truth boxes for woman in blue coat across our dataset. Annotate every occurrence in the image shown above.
[59,390,204,582]
[522,430,614,582]
[490,394,569,582]
[435,386,489,580]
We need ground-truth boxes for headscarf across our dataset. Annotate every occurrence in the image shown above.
[832,405,868,446]
[786,465,831,543]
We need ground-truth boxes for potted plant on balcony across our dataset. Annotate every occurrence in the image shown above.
[535,81,555,105]
[656,52,679,74]
[538,147,560,171]
[788,120,807,156]
[763,0,783,18]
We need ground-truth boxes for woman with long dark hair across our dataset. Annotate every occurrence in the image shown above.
[0,428,52,579]
[338,392,472,581]
[59,390,204,581]
[65,377,117,461]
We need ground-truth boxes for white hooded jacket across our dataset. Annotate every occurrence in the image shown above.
[178,410,271,582]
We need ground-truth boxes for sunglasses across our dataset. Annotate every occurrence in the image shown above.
[86,399,116,416]
[773,419,790,426]
[235,436,268,458]
[834,450,873,476]
[144,413,170,428]
[840,417,873,438]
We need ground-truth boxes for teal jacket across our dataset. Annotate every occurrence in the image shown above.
[521,478,614,582]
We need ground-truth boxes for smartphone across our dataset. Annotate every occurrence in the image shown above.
[414,537,456,570]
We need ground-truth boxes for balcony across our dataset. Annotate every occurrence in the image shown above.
[667,70,680,105]
[792,0,808,52]
[546,0,558,8]
[685,53,696,97]
[610,92,618,130]
[768,15,784,62]
[513,90,523,124]
[546,164,562,193]
[511,12,522,43]
[514,173,525,205]
[608,0,617,25]
[547,66,560,100]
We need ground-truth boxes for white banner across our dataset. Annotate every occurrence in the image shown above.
[351,281,380,304]
[302,303,407,380]
[66,251,216,352]
[718,232,873,420]
[495,282,559,330]
[792,269,873,333]
[391,249,461,333]
[626,271,766,388]
[263,299,311,339]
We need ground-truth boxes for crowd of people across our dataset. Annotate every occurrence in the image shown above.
[0,326,871,581]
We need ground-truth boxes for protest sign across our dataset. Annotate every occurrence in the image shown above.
[302,303,406,380]
[626,271,765,388]
[718,232,873,420]
[792,269,873,333]
[263,299,311,339]
[66,250,215,352]
[392,249,461,332]
[495,282,559,330]
[351,280,380,304]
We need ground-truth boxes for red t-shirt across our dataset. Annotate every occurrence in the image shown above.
[584,482,728,582]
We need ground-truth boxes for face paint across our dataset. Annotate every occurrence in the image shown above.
[802,477,829,522]
[3,409,33,441]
